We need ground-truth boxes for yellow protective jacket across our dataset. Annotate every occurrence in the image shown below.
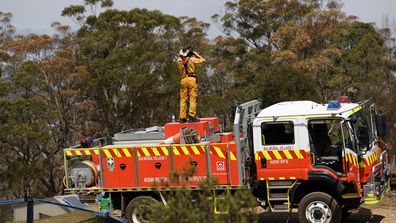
[176,57,206,78]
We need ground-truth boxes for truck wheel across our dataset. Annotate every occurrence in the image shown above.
[298,192,341,223]
[125,196,159,223]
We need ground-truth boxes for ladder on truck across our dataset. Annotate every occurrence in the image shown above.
[266,180,297,212]
[233,100,261,185]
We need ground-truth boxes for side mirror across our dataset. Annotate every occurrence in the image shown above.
[376,114,387,137]
[357,126,369,147]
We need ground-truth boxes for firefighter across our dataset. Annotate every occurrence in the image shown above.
[177,46,206,123]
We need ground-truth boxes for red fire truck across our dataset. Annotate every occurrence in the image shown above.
[63,98,390,223]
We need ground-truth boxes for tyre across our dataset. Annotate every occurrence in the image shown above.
[125,196,160,223]
[298,192,341,223]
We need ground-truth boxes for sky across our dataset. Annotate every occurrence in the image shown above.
[1,0,396,38]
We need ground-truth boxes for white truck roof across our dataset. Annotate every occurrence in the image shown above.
[256,101,361,119]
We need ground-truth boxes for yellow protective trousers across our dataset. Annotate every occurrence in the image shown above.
[179,76,197,119]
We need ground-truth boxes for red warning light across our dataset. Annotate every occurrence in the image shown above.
[338,96,351,103]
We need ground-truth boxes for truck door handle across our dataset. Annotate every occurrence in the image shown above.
[261,158,267,168]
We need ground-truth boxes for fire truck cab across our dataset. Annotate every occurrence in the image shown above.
[249,98,390,222]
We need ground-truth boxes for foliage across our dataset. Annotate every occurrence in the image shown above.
[149,184,259,223]
[0,12,15,42]
[75,8,179,133]
[213,0,396,143]
[0,58,52,198]
[0,20,90,198]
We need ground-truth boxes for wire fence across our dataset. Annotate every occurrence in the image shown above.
[0,197,126,223]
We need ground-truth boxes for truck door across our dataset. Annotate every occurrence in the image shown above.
[253,119,304,181]
[341,121,361,195]
[307,118,361,194]
[348,108,381,184]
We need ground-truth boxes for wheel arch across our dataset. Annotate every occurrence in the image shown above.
[110,191,162,213]
[290,175,344,206]
[125,194,161,223]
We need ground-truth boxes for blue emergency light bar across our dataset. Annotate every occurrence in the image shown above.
[327,101,341,109]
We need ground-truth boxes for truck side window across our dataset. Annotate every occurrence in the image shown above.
[308,119,344,173]
[342,123,354,151]
[308,119,343,157]
[349,111,370,154]
[261,122,295,145]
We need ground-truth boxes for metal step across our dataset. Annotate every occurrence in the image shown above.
[267,181,294,213]
[268,180,294,187]
[269,197,288,201]
[272,204,289,212]
[269,193,288,201]
[268,185,293,189]
[269,198,289,201]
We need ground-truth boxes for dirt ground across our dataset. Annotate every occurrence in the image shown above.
[259,190,396,223]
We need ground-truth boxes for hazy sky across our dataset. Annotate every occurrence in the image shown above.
[1,0,396,37]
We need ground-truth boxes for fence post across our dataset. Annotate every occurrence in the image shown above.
[106,211,110,223]
[26,198,34,223]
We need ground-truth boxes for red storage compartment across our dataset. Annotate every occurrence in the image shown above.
[101,147,136,188]
[164,121,211,138]
[135,146,172,187]
[172,144,208,187]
